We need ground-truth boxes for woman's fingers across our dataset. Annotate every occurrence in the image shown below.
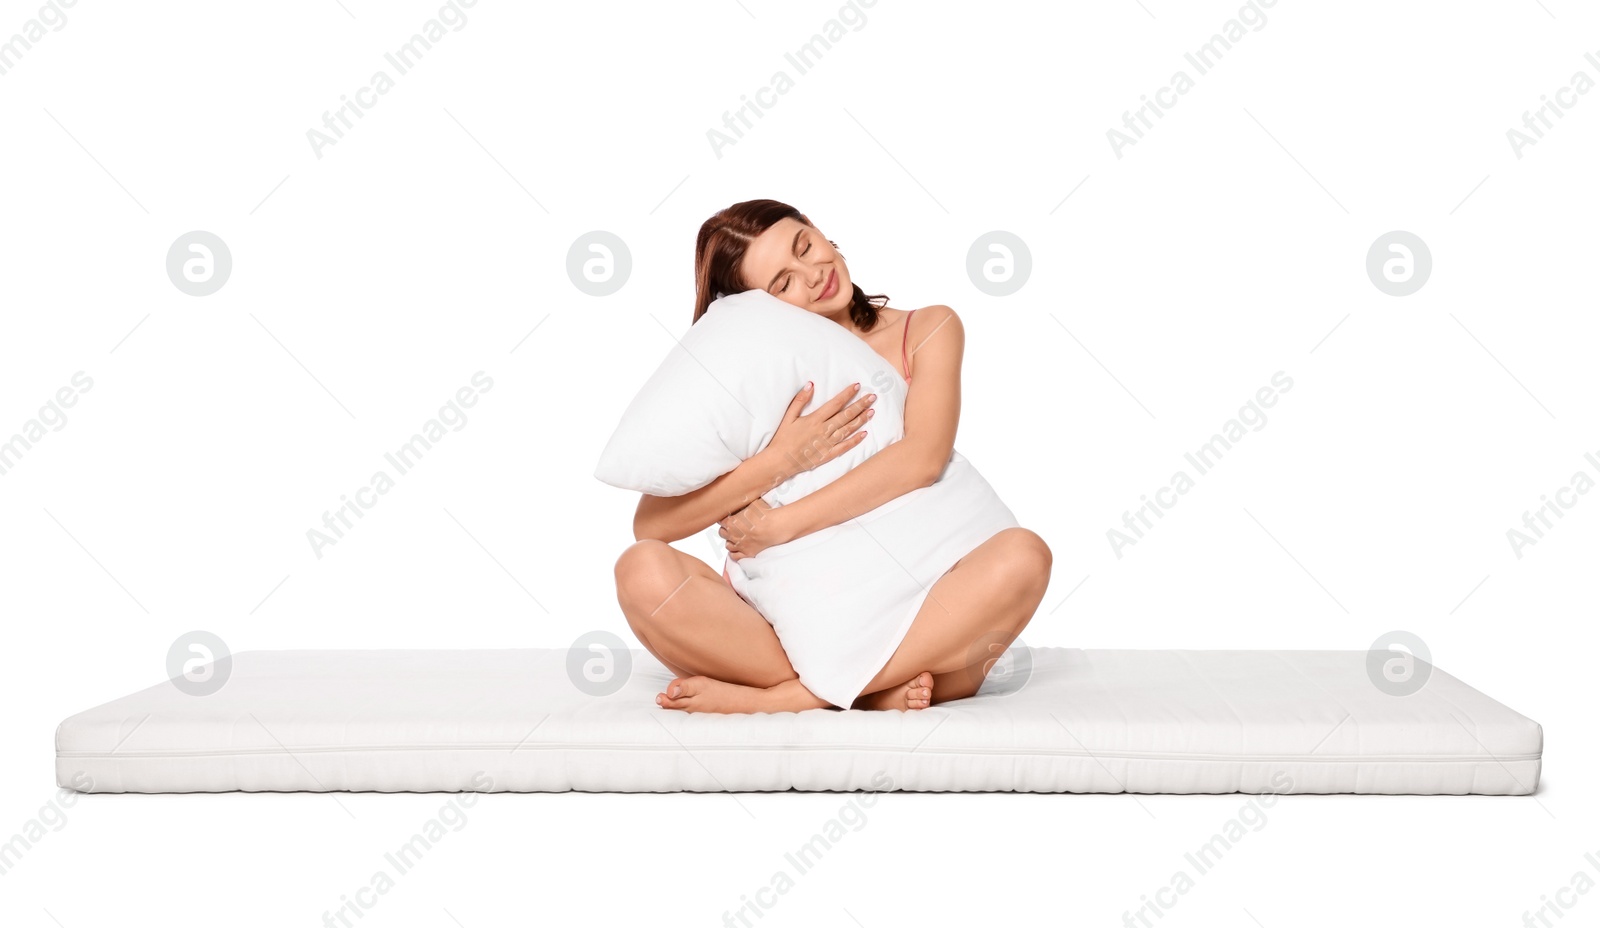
[828,391,875,432]
[828,405,873,445]
[816,382,860,419]
[780,381,815,422]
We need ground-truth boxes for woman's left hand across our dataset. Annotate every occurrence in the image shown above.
[719,498,790,560]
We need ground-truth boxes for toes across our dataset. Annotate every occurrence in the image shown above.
[657,676,698,710]
[906,672,933,709]
[899,675,933,710]
[657,676,712,711]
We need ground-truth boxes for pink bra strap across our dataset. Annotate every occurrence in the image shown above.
[901,309,916,381]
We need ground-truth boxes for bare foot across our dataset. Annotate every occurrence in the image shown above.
[656,675,830,714]
[852,671,934,711]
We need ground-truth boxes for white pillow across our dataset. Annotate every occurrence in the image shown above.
[594,288,906,504]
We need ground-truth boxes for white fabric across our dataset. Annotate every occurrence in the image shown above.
[56,648,1542,795]
[593,288,906,502]
[725,447,1019,707]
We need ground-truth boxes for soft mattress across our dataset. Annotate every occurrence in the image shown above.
[55,648,1543,795]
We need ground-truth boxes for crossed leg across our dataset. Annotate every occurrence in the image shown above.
[613,526,1051,713]
[853,527,1052,707]
[615,540,840,713]
[614,539,793,686]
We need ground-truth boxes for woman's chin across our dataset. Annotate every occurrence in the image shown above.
[813,291,851,315]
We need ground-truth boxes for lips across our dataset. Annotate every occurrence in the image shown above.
[819,268,838,300]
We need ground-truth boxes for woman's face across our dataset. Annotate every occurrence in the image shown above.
[739,217,852,314]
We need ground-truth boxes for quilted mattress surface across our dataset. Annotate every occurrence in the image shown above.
[54,648,1543,795]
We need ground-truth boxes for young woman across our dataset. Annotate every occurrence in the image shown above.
[612,199,1052,713]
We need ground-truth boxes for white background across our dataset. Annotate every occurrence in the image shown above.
[2,0,1595,925]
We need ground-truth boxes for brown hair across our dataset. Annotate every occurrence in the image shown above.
[692,198,889,328]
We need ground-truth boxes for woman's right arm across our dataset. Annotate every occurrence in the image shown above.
[632,448,791,543]
[631,382,877,543]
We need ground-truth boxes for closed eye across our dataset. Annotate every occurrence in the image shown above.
[778,241,812,293]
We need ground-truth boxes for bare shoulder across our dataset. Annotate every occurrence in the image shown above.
[909,304,964,345]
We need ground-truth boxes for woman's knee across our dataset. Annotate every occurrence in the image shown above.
[613,540,680,615]
[996,527,1052,593]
